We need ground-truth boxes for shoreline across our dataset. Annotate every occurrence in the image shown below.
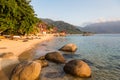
[0,34,55,80]
[0,34,54,56]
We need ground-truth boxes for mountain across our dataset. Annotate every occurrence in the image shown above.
[41,18,82,34]
[80,21,120,33]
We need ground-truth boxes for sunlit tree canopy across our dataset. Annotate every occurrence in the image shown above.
[0,0,39,35]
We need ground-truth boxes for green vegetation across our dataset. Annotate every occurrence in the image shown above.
[0,0,39,35]
[0,0,82,35]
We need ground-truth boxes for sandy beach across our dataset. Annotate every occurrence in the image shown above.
[0,34,54,80]
[0,34,54,56]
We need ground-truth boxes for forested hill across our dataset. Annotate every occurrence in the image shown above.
[41,18,82,34]
[80,21,120,33]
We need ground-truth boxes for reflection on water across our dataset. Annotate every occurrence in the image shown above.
[35,34,120,80]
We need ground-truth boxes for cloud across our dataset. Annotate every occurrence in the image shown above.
[81,17,120,27]
[93,17,120,23]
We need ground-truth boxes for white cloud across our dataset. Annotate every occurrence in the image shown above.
[93,17,120,23]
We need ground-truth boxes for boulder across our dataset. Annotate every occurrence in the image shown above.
[45,52,65,64]
[38,56,45,60]
[35,56,48,67]
[59,43,77,52]
[34,60,48,68]
[11,61,41,80]
[64,59,91,78]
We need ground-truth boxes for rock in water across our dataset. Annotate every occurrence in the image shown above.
[34,56,48,67]
[34,60,48,68]
[45,52,65,64]
[11,61,41,80]
[38,56,45,60]
[64,59,91,78]
[59,43,77,52]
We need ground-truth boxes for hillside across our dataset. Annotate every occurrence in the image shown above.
[41,18,82,34]
[80,21,120,33]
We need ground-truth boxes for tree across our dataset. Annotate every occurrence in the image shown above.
[0,0,39,35]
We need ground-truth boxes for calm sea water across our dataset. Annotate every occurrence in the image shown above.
[34,34,120,80]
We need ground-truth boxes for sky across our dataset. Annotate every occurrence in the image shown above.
[30,0,120,26]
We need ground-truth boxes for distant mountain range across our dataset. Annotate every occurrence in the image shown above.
[80,21,120,33]
[41,18,82,34]
[41,18,120,34]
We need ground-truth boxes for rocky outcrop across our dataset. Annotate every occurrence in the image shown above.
[34,56,48,68]
[64,59,91,78]
[45,52,65,64]
[34,60,48,68]
[11,61,41,80]
[38,56,45,60]
[59,43,77,52]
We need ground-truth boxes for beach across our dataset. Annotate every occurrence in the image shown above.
[0,34,54,80]
[0,34,54,56]
[0,34,120,80]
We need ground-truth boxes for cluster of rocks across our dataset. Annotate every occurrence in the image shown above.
[10,43,91,80]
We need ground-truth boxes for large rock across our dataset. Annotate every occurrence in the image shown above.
[34,60,48,68]
[38,56,45,60]
[34,56,48,68]
[64,59,91,78]
[11,61,41,80]
[59,43,77,52]
[45,52,65,64]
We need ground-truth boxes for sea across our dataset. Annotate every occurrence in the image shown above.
[33,34,120,80]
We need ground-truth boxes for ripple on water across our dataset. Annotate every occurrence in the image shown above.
[37,34,120,80]
[63,54,81,59]
[40,61,91,80]
[109,55,120,60]
[81,58,94,66]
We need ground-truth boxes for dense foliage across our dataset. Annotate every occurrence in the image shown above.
[0,0,39,35]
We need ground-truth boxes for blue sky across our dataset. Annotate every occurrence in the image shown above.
[30,0,120,26]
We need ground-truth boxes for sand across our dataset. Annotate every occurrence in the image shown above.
[0,34,54,80]
[0,34,54,56]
